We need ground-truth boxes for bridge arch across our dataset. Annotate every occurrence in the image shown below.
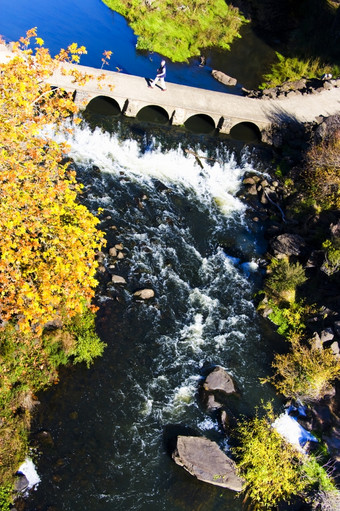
[86,95,121,116]
[229,121,262,142]
[136,105,170,124]
[184,114,216,133]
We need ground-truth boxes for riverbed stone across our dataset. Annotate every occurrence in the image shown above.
[172,436,243,491]
[200,366,237,411]
[109,247,117,257]
[112,275,127,285]
[133,288,155,299]
[204,366,237,395]
[211,70,237,87]
[320,327,334,343]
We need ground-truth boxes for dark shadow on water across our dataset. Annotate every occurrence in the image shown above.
[86,96,121,116]
[230,122,261,143]
[137,105,169,124]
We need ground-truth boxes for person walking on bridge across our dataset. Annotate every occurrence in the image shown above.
[150,60,167,91]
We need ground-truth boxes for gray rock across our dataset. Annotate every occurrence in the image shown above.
[334,321,340,338]
[247,184,258,196]
[320,328,334,343]
[242,177,256,186]
[270,233,306,257]
[172,436,243,491]
[211,70,237,87]
[133,288,155,300]
[14,474,29,493]
[96,251,105,263]
[204,366,237,395]
[330,341,340,356]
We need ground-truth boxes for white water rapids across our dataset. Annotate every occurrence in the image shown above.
[27,122,282,511]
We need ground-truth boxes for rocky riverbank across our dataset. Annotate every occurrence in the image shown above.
[237,113,340,487]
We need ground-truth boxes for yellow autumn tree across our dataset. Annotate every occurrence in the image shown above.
[0,29,106,334]
[0,31,108,502]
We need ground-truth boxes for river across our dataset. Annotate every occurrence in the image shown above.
[0,0,277,91]
[24,117,285,511]
[1,3,287,510]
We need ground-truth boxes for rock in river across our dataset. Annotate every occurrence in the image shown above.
[133,288,155,300]
[199,366,238,411]
[172,436,243,491]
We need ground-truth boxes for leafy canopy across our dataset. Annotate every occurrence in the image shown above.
[0,29,106,334]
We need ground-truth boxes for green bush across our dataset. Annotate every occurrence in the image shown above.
[260,52,326,89]
[266,258,307,303]
[322,238,340,276]
[268,337,340,402]
[302,456,337,494]
[67,308,106,368]
[268,300,313,337]
[0,484,13,511]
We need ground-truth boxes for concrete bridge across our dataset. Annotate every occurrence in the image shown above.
[1,44,340,141]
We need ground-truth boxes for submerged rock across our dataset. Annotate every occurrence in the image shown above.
[172,436,243,491]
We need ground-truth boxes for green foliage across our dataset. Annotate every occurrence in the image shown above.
[67,307,106,368]
[303,125,340,210]
[268,337,340,402]
[0,484,12,511]
[268,300,314,337]
[260,52,325,89]
[322,238,340,276]
[102,0,247,62]
[302,456,337,493]
[266,258,307,303]
[234,402,307,510]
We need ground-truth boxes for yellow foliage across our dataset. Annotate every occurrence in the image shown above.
[0,29,106,333]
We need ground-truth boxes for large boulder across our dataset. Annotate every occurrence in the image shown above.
[172,436,243,491]
[270,233,306,257]
[199,366,237,410]
[211,70,237,87]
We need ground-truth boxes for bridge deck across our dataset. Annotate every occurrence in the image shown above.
[1,44,340,133]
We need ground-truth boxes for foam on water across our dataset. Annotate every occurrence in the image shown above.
[60,124,250,217]
[18,458,41,489]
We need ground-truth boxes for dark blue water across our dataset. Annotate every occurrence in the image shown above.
[0,0,276,92]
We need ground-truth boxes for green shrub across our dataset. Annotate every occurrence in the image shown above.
[322,238,340,276]
[260,52,326,89]
[67,307,106,368]
[268,337,340,402]
[268,300,313,337]
[266,258,307,303]
[0,484,13,511]
[233,402,307,510]
[302,456,337,494]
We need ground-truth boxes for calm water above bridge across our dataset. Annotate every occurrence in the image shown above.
[0,0,277,93]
